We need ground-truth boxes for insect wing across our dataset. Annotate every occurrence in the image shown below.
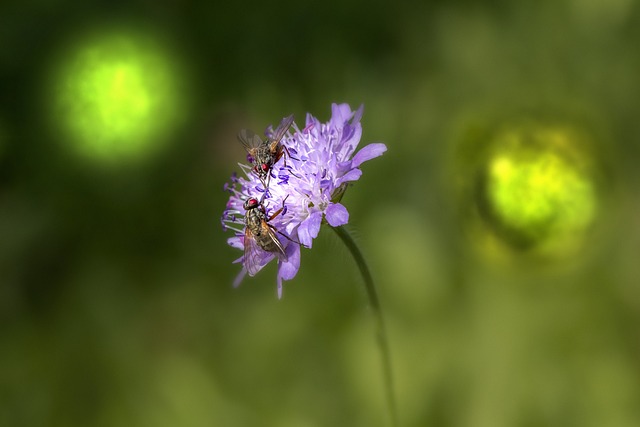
[268,115,294,143]
[243,227,265,277]
[261,221,287,261]
[238,129,264,152]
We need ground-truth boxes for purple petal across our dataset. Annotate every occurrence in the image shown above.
[351,143,387,168]
[339,105,363,151]
[278,243,301,283]
[330,103,353,128]
[351,104,364,125]
[277,275,283,299]
[305,113,319,129]
[233,268,247,288]
[336,160,353,176]
[338,124,362,158]
[227,236,244,250]
[297,211,322,247]
[275,243,299,299]
[342,123,362,152]
[325,203,349,226]
[337,168,362,185]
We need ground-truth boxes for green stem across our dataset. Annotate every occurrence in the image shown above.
[331,225,398,427]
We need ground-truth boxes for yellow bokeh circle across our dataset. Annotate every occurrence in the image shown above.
[475,121,600,256]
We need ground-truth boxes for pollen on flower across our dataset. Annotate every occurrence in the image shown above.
[221,103,387,298]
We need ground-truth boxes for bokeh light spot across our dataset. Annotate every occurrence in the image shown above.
[53,32,184,163]
[475,123,600,255]
[488,148,595,240]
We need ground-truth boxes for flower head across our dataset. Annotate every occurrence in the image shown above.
[222,103,386,298]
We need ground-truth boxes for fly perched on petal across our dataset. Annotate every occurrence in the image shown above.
[242,196,287,275]
[238,115,294,186]
[222,103,387,298]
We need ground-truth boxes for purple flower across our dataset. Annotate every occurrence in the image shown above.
[221,103,387,298]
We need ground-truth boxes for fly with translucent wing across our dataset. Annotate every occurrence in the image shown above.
[238,115,294,186]
[242,196,288,276]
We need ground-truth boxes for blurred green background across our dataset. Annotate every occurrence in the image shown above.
[1,0,639,426]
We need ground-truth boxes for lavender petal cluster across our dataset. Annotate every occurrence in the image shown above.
[222,103,386,298]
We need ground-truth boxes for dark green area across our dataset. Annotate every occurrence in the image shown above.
[1,0,639,426]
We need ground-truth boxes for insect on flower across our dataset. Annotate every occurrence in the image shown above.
[238,115,295,185]
[242,195,289,276]
[223,103,387,298]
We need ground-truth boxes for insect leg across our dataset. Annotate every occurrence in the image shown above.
[268,224,308,248]
[267,194,290,221]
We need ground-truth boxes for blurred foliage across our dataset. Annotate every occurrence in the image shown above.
[1,0,640,427]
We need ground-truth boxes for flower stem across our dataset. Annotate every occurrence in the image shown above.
[331,225,398,427]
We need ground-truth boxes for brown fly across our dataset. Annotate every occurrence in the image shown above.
[242,196,288,276]
[238,115,294,185]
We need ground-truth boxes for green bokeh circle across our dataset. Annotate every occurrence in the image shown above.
[55,32,183,163]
